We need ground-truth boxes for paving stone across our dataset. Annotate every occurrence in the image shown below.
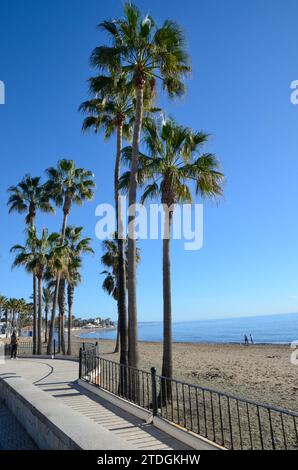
[0,402,38,450]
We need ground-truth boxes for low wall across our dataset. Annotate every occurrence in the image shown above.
[153,416,225,451]
[79,379,152,422]
[0,375,130,450]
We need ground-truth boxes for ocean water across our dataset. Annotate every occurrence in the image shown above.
[80,312,298,345]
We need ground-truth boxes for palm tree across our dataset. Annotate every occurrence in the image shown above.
[11,228,61,353]
[66,258,81,356]
[80,73,159,365]
[80,74,132,366]
[2,297,28,336]
[65,226,94,356]
[42,287,52,343]
[0,295,7,321]
[7,175,54,353]
[44,250,69,354]
[15,298,28,333]
[18,302,33,330]
[91,2,191,368]
[121,119,224,389]
[2,299,10,337]
[4,298,19,330]
[45,159,95,355]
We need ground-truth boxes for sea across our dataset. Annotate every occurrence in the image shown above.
[79,312,298,345]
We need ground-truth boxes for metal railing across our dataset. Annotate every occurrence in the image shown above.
[4,340,97,358]
[79,350,298,451]
[80,348,153,410]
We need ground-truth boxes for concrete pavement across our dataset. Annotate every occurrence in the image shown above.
[0,401,37,450]
[0,358,190,450]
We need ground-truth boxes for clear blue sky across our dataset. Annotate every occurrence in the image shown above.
[0,0,298,322]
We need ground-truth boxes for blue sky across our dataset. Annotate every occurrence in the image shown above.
[0,0,298,322]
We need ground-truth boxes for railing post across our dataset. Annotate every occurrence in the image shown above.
[151,367,158,416]
[79,347,83,379]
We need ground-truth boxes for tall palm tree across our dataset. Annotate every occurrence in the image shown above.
[44,249,69,354]
[7,175,54,353]
[42,287,52,343]
[80,74,159,365]
[65,226,94,356]
[11,228,61,353]
[80,74,132,366]
[91,3,191,368]
[45,159,95,355]
[121,119,224,388]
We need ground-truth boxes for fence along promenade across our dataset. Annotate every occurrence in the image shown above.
[79,347,298,451]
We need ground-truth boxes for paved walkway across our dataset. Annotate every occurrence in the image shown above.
[0,358,190,450]
[0,402,37,450]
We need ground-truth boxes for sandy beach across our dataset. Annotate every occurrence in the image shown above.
[73,330,298,412]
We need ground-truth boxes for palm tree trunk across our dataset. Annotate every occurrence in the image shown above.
[59,278,66,355]
[47,211,69,355]
[47,278,59,355]
[33,275,37,354]
[161,210,173,400]
[127,86,144,369]
[67,284,74,356]
[37,277,42,355]
[114,312,120,353]
[44,305,48,343]
[5,310,8,338]
[116,124,128,366]
[61,211,68,242]
[57,306,61,353]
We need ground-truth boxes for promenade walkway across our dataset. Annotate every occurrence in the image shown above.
[0,402,37,450]
[0,358,190,450]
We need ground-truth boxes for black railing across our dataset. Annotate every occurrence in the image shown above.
[4,340,98,358]
[5,342,35,356]
[80,347,153,410]
[79,351,298,451]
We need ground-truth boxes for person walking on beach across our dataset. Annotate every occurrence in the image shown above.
[244,334,249,345]
[10,331,18,359]
[250,334,254,345]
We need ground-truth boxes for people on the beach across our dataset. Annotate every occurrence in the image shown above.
[10,331,18,359]
[244,333,254,345]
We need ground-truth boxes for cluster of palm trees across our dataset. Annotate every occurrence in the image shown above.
[7,162,95,355]
[6,3,224,385]
[80,3,224,383]
[0,295,33,334]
